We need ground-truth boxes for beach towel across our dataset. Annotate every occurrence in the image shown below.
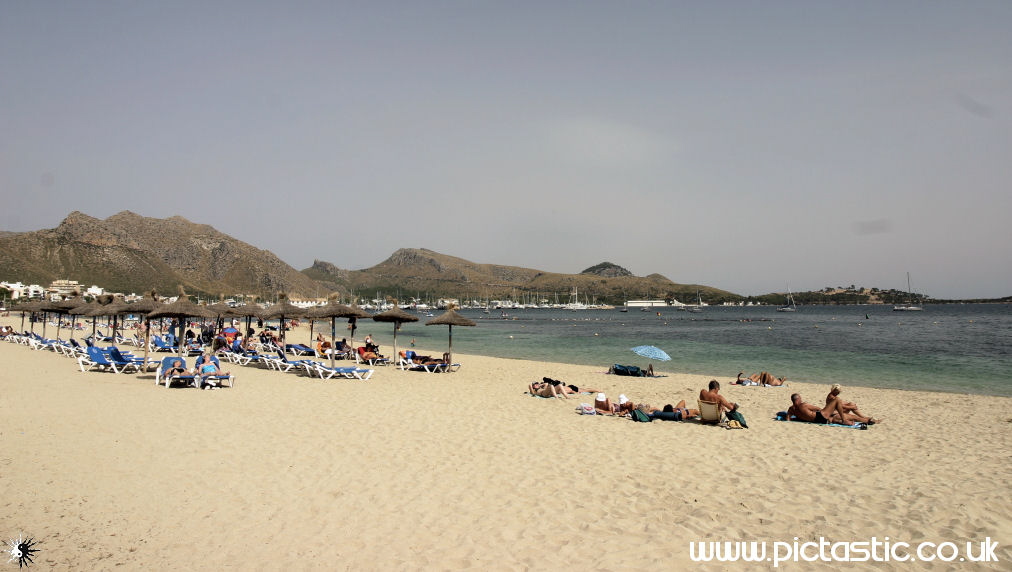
[775,412,867,429]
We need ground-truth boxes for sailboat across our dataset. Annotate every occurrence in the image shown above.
[893,272,923,311]
[686,291,704,313]
[777,285,797,312]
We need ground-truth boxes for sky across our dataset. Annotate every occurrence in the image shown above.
[2,2,1010,299]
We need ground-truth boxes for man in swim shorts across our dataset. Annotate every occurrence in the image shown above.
[788,393,875,425]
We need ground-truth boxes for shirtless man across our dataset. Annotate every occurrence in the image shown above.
[700,380,738,413]
[788,393,876,425]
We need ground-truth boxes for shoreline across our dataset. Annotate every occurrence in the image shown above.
[2,317,1011,569]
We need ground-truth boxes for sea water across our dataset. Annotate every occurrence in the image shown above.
[396,304,1012,396]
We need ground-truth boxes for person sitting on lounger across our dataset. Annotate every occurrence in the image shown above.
[315,333,332,355]
[788,393,876,425]
[700,380,738,414]
[825,384,877,422]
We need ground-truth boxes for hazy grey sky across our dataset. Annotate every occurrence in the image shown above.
[3,2,1010,299]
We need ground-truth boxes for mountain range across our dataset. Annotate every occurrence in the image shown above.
[0,212,728,304]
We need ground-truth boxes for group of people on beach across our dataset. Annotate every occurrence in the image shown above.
[529,373,879,427]
[788,384,879,425]
[734,371,787,386]
[163,351,230,390]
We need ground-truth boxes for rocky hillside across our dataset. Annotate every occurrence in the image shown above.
[0,211,320,298]
[305,248,735,305]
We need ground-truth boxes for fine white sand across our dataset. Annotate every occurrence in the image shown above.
[1,318,1010,570]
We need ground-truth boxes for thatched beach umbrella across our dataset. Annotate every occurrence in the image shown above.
[207,301,238,329]
[51,297,83,341]
[307,301,370,368]
[371,305,419,363]
[260,295,308,348]
[230,303,263,342]
[85,295,124,342]
[147,293,214,356]
[425,309,476,367]
[17,300,45,335]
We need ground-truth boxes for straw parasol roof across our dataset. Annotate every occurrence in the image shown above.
[306,302,371,367]
[425,309,476,368]
[52,297,84,312]
[260,296,309,346]
[425,308,477,328]
[260,300,308,320]
[147,294,214,355]
[371,306,419,362]
[207,302,238,319]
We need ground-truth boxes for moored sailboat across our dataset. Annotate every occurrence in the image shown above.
[777,285,797,312]
[893,272,923,311]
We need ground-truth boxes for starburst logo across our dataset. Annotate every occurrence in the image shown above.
[5,535,39,569]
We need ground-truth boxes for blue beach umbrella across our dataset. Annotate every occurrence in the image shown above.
[631,345,671,362]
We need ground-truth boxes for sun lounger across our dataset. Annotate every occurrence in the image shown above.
[78,346,127,373]
[285,343,316,356]
[150,335,176,352]
[155,356,234,388]
[310,361,374,380]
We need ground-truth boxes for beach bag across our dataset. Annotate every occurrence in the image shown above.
[630,409,653,422]
[725,409,748,428]
[578,403,596,415]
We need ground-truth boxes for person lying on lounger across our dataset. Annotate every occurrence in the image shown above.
[195,354,229,389]
[165,359,188,377]
[788,393,877,425]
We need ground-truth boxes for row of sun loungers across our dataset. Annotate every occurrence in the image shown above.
[3,330,462,393]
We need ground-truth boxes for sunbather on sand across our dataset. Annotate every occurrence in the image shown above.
[594,393,619,414]
[825,384,878,422]
[653,400,700,421]
[541,377,602,396]
[700,380,738,413]
[528,380,565,398]
[788,393,876,425]
[736,371,787,386]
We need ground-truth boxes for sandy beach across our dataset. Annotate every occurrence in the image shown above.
[1,317,1010,570]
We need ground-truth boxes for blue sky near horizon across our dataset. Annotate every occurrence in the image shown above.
[2,2,1010,299]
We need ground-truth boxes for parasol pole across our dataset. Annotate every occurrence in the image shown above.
[330,317,337,370]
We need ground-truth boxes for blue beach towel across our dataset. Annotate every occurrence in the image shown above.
[775,412,867,430]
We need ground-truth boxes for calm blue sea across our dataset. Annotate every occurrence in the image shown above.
[392,304,1012,396]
